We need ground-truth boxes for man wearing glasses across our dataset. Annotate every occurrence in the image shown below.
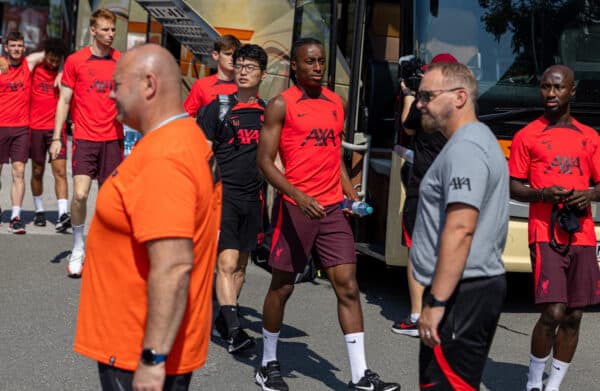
[411,62,509,390]
[198,44,268,354]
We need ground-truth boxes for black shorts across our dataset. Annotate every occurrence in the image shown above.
[401,196,418,248]
[98,362,191,391]
[72,139,123,185]
[419,275,506,390]
[219,196,262,252]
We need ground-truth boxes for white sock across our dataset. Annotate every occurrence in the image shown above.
[262,328,279,367]
[72,224,85,254]
[410,313,420,323]
[58,199,68,216]
[11,206,21,220]
[526,353,549,390]
[545,358,570,391]
[345,332,367,384]
[33,196,44,213]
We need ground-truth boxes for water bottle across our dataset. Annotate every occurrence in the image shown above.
[123,125,142,158]
[340,198,373,217]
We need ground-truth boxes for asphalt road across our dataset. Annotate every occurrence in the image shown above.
[1,157,600,390]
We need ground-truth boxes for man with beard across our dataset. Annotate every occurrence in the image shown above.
[508,65,600,391]
[412,62,508,390]
[0,31,45,233]
[49,8,123,277]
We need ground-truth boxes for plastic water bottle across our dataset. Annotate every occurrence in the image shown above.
[123,125,142,158]
[340,198,374,217]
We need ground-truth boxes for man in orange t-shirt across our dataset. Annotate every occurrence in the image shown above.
[509,65,600,391]
[183,34,240,118]
[74,44,221,390]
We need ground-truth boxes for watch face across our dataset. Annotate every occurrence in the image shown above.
[141,349,156,364]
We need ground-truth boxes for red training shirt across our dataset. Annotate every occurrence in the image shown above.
[61,47,122,141]
[0,58,31,127]
[508,116,600,245]
[30,64,61,130]
[278,85,344,207]
[184,74,237,118]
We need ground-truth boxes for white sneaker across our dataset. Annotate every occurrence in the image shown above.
[67,251,84,278]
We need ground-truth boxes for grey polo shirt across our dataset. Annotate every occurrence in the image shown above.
[411,121,509,286]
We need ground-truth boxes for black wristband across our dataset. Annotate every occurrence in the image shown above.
[538,188,545,202]
[424,292,448,307]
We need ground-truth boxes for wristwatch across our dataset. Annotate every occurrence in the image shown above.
[424,292,448,308]
[141,348,168,365]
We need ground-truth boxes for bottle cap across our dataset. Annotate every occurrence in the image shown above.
[365,206,373,215]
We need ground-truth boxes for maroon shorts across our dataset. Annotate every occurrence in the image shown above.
[30,128,67,164]
[72,139,123,185]
[268,196,356,273]
[0,126,30,163]
[530,242,600,308]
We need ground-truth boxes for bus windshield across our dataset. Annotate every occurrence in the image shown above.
[414,0,600,135]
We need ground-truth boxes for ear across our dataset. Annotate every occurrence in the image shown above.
[455,88,469,109]
[260,70,267,81]
[211,50,219,62]
[290,59,297,72]
[570,84,576,98]
[145,73,158,99]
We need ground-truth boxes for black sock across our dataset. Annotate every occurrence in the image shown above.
[220,305,240,333]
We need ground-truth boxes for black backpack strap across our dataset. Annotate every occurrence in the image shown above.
[213,94,237,146]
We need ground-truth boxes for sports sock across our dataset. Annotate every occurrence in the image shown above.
[526,353,549,390]
[72,224,85,254]
[58,199,68,216]
[410,313,420,323]
[33,196,44,213]
[261,328,279,367]
[345,332,367,384]
[220,305,240,334]
[11,206,21,220]
[545,357,570,391]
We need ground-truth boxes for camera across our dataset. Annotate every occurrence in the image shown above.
[399,55,424,91]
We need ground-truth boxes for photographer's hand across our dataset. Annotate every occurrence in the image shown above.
[400,80,414,97]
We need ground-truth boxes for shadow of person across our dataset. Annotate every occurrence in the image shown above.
[482,357,531,391]
[50,250,71,264]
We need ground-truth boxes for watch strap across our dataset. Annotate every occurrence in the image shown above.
[425,292,448,307]
[141,348,168,365]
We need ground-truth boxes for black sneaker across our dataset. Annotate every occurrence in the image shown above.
[391,317,419,337]
[227,328,255,353]
[33,211,46,227]
[9,217,26,234]
[349,369,400,391]
[212,310,228,339]
[255,361,288,391]
[56,213,71,233]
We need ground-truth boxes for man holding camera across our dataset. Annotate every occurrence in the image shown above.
[508,64,600,391]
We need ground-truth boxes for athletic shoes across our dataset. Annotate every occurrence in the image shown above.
[349,369,400,391]
[391,317,419,337]
[227,328,255,354]
[9,217,26,234]
[56,213,72,233]
[34,212,47,227]
[212,311,228,339]
[255,361,288,391]
[67,251,84,278]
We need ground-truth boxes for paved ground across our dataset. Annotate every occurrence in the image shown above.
[1,155,600,390]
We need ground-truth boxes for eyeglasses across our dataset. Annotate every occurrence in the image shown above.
[233,63,260,72]
[416,87,464,104]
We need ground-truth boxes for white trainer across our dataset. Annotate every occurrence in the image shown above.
[67,251,84,278]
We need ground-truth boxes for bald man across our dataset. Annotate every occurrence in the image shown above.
[509,65,600,391]
[73,44,222,391]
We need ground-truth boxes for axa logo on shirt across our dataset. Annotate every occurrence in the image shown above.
[450,177,471,191]
[301,128,336,147]
[36,82,55,95]
[227,129,259,145]
[1,81,24,92]
[87,80,114,93]
[544,155,582,175]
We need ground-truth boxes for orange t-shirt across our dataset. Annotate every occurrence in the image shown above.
[509,116,600,245]
[183,74,237,117]
[279,85,345,207]
[74,117,222,374]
